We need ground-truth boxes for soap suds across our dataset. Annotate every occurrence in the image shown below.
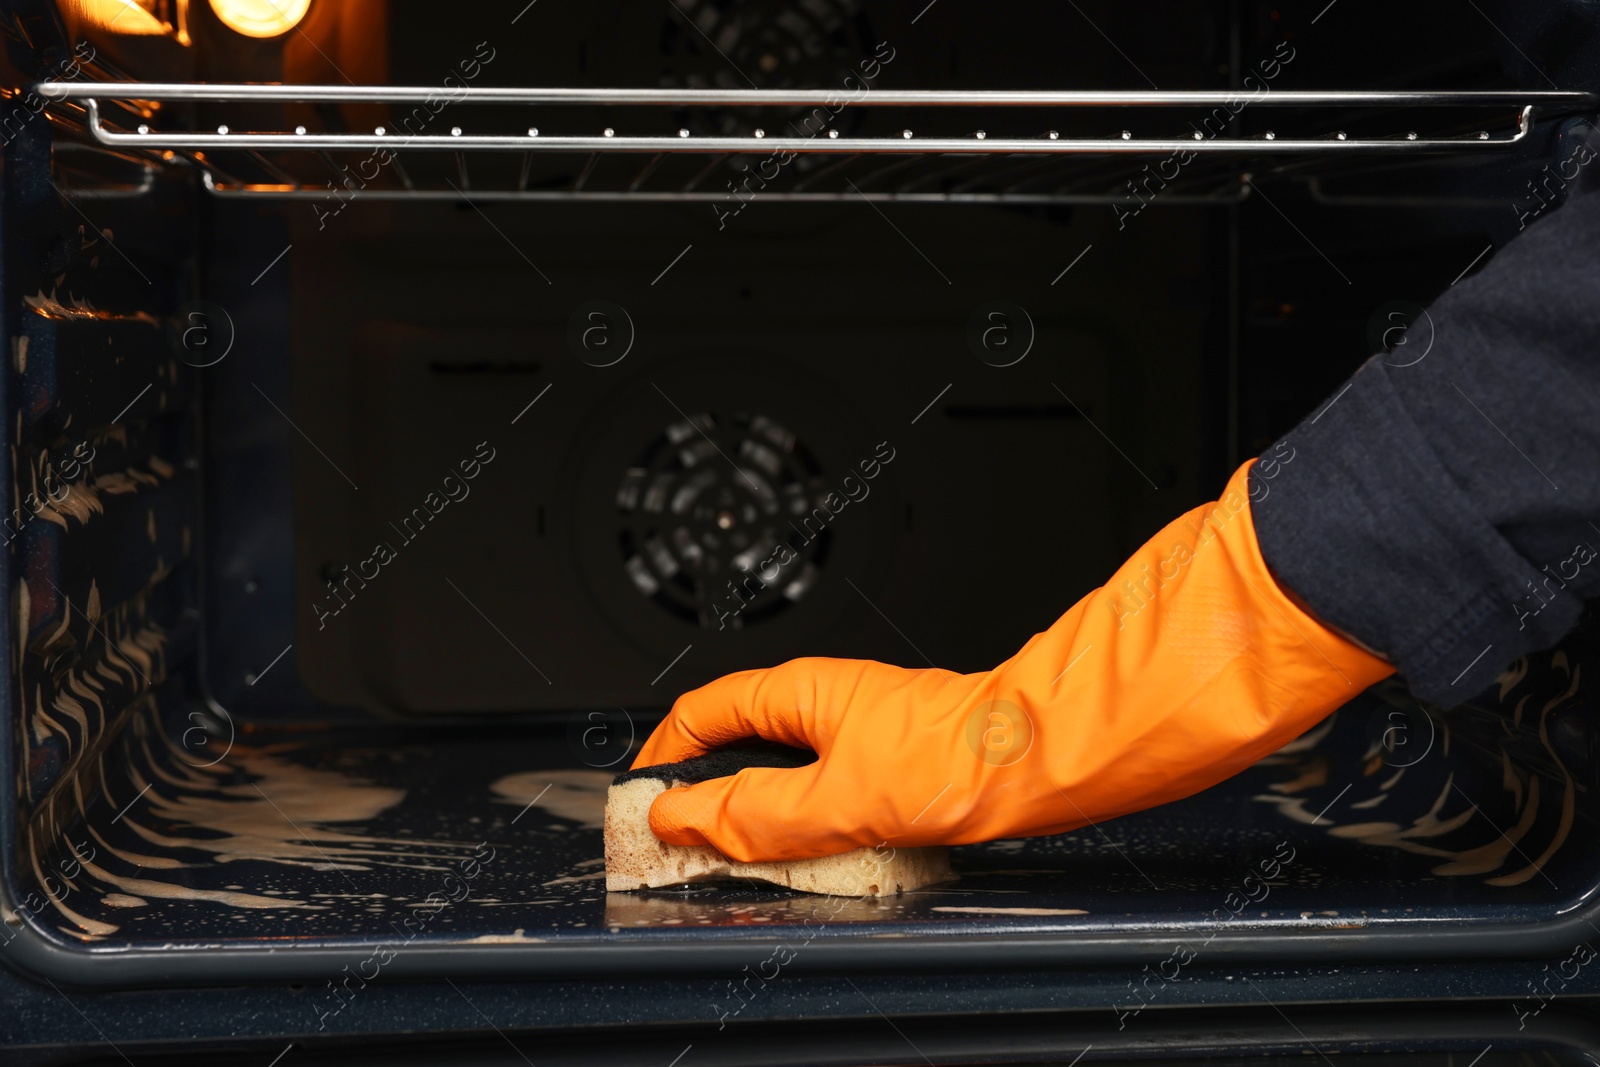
[490,769,612,828]
[542,872,606,887]
[460,929,548,944]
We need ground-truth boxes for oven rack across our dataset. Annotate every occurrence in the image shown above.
[36,83,1596,202]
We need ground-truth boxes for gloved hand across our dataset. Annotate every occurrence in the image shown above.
[632,460,1394,863]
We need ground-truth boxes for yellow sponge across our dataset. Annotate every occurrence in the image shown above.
[604,745,954,896]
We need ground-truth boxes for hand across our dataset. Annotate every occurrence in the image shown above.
[632,461,1393,862]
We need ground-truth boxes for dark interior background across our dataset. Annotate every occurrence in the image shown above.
[186,0,1572,721]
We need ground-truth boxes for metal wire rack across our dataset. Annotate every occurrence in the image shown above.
[35,82,1597,203]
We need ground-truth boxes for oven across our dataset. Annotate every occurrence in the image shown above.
[3,0,1600,1062]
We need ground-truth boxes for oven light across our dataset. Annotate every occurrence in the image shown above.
[67,0,170,35]
[208,0,311,37]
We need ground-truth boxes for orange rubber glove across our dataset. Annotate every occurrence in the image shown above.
[633,460,1394,863]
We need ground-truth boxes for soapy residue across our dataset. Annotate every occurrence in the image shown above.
[541,872,606,887]
[34,706,493,936]
[489,769,613,829]
[460,928,548,944]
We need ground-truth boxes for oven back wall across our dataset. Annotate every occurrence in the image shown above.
[271,198,1216,716]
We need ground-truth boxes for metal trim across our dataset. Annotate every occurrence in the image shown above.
[83,99,1542,154]
[34,83,1597,106]
[4,865,1600,987]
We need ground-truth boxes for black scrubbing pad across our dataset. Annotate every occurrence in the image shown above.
[613,741,816,786]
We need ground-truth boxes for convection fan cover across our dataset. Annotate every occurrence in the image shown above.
[616,410,830,629]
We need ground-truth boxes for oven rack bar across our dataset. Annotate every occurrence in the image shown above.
[71,99,1543,154]
[36,83,1593,201]
[36,84,1593,155]
[34,83,1595,107]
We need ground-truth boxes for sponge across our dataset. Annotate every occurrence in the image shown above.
[604,743,955,896]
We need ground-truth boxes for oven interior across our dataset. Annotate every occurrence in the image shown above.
[3,0,1600,995]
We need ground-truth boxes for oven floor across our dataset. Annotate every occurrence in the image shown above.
[36,651,1589,949]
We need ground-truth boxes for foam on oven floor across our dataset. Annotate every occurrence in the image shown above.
[36,649,1591,947]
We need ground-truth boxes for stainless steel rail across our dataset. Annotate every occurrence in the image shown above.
[35,83,1595,107]
[79,99,1542,154]
[33,82,1594,200]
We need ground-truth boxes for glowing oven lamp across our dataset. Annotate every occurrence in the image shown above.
[208,0,311,37]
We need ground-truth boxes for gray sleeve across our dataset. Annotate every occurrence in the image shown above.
[1249,154,1600,707]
